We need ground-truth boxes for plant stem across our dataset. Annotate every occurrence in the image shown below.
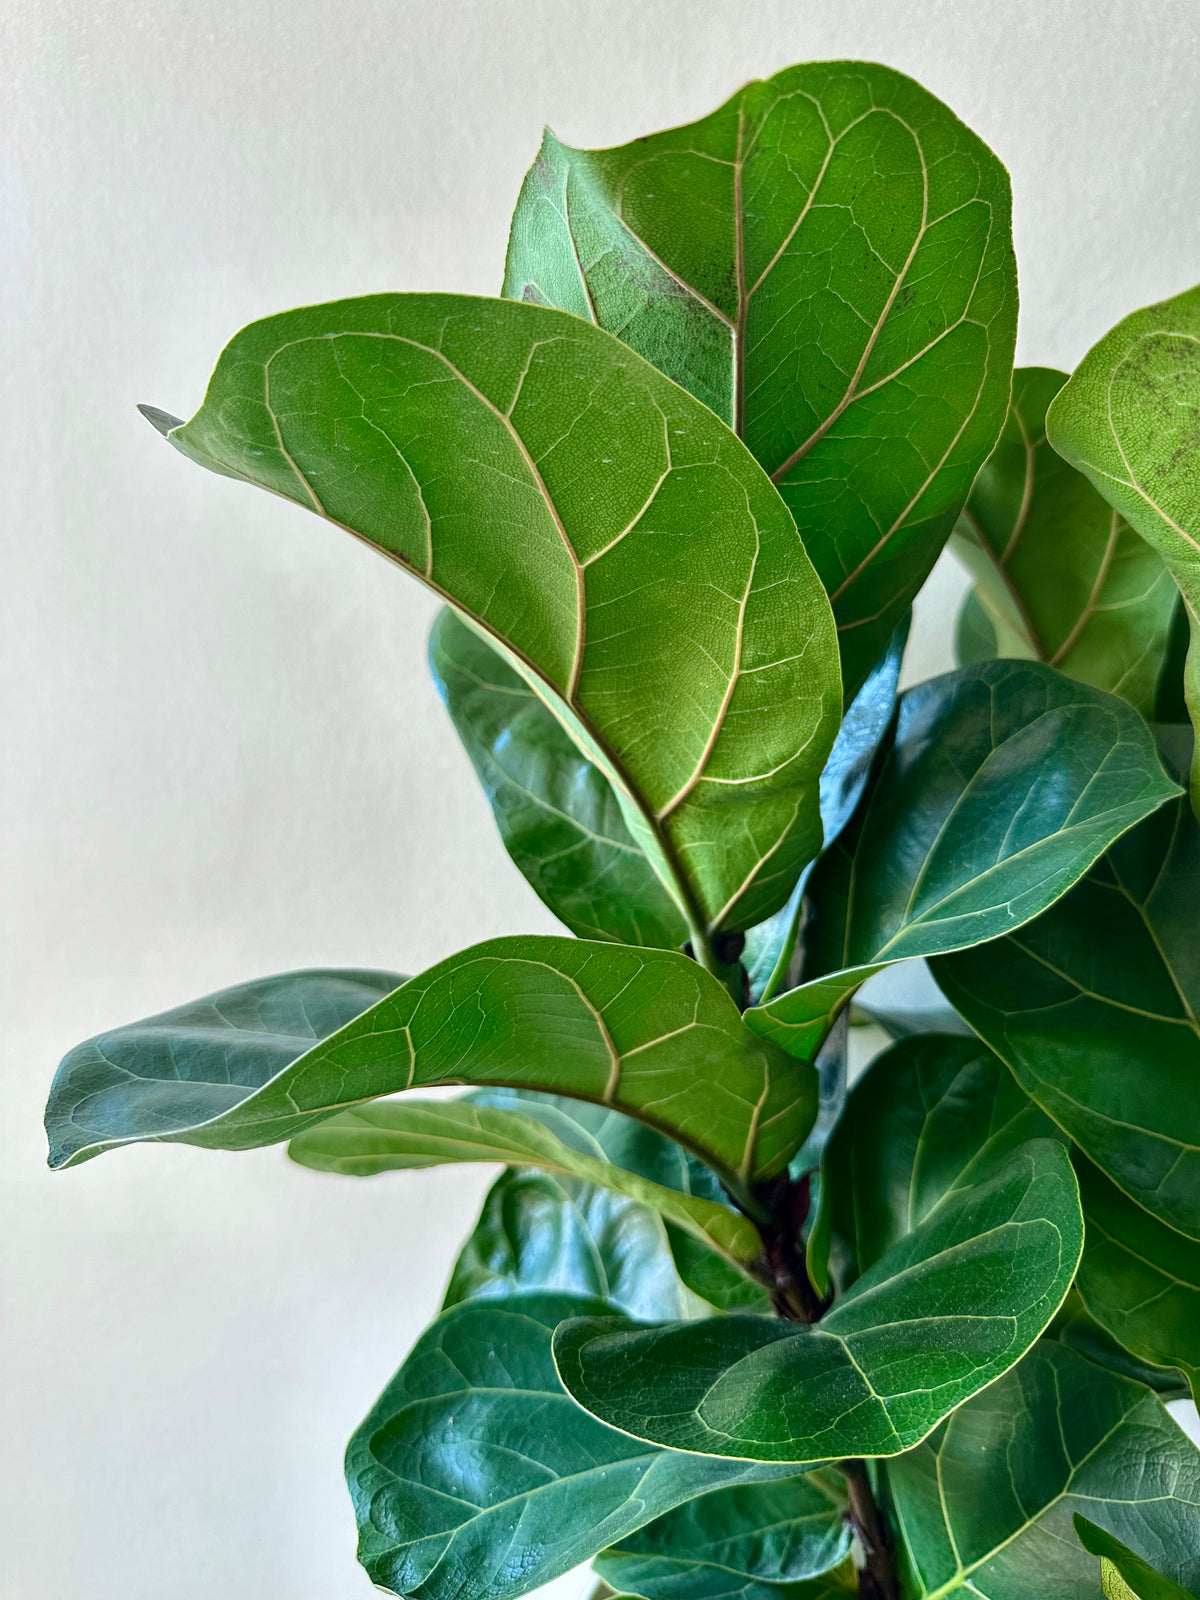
[839,1460,901,1600]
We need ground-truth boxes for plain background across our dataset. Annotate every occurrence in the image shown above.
[5,1,1200,1594]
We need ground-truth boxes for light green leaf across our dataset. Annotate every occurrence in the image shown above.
[594,1473,851,1600]
[934,774,1200,1239]
[553,1139,1082,1462]
[1049,1286,1190,1401]
[287,1097,764,1271]
[746,660,1178,1063]
[1074,1153,1200,1401]
[44,968,404,1170]
[429,607,686,949]
[952,367,1176,715]
[1074,1516,1200,1600]
[505,60,1017,694]
[346,1292,790,1600]
[885,1341,1200,1597]
[826,1032,1057,1281]
[442,1167,694,1321]
[50,937,814,1202]
[147,293,842,948]
[1046,281,1200,810]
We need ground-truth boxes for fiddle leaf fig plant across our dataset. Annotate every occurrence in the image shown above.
[46,58,1200,1600]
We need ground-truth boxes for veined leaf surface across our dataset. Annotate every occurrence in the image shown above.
[49,938,814,1201]
[505,60,1017,693]
[147,293,841,944]
[1046,281,1200,810]
[553,1139,1081,1462]
[745,660,1177,1062]
[952,367,1176,715]
[935,778,1200,1238]
[1049,1287,1190,1401]
[347,1292,790,1600]
[885,1342,1200,1597]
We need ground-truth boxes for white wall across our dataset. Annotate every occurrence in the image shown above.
[3,1,1199,1594]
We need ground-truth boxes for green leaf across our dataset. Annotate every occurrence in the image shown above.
[442,1167,694,1321]
[826,1032,1058,1281]
[885,1341,1200,1598]
[287,1096,764,1270]
[1156,596,1192,723]
[952,367,1176,716]
[504,60,1017,694]
[1046,281,1200,811]
[553,1138,1082,1462]
[147,293,842,947]
[744,617,908,1005]
[44,968,404,1170]
[746,660,1178,1062]
[663,1223,772,1313]
[1049,1286,1190,1400]
[953,587,1001,665]
[50,937,814,1202]
[934,779,1200,1239]
[346,1292,790,1600]
[1074,1516,1200,1600]
[594,1473,851,1600]
[1074,1153,1200,1400]
[429,607,687,949]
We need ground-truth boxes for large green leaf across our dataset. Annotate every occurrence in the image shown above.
[1049,1287,1189,1401]
[745,660,1177,1063]
[504,60,1017,694]
[594,1473,851,1600]
[553,1138,1082,1462]
[50,938,814,1203]
[146,293,842,949]
[826,1032,1057,1281]
[442,1167,694,1321]
[1074,1154,1200,1400]
[1074,1517,1200,1600]
[885,1341,1200,1598]
[952,368,1176,716]
[934,778,1200,1239]
[1046,281,1200,810]
[429,607,687,949]
[347,1292,790,1600]
[44,968,404,1170]
[287,1096,764,1271]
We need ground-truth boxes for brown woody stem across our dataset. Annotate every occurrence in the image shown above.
[840,1459,901,1599]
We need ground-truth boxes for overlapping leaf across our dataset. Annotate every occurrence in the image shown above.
[746,660,1177,1063]
[1046,280,1200,809]
[594,1474,851,1600]
[885,1342,1200,1597]
[48,938,814,1201]
[1074,1517,1200,1600]
[553,1139,1081,1462]
[935,775,1200,1238]
[346,1292,791,1600]
[1049,1287,1189,1400]
[145,293,842,944]
[951,367,1176,714]
[505,60,1017,693]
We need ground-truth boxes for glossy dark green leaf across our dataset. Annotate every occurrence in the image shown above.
[827,1032,1057,1281]
[1048,1287,1189,1401]
[885,1341,1200,1597]
[594,1472,851,1600]
[50,938,814,1204]
[505,61,1017,694]
[347,1292,790,1600]
[662,1224,772,1313]
[1046,281,1200,810]
[429,607,686,949]
[443,1167,694,1321]
[746,660,1177,1063]
[744,617,908,1005]
[553,1139,1082,1462]
[1074,1516,1200,1600]
[935,781,1200,1239]
[147,294,842,948]
[1074,1154,1200,1400]
[287,1096,763,1270]
[952,367,1176,716]
[44,968,404,1170]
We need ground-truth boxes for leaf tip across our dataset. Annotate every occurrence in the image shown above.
[138,403,184,438]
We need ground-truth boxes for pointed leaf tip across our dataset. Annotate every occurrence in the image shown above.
[138,403,184,436]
